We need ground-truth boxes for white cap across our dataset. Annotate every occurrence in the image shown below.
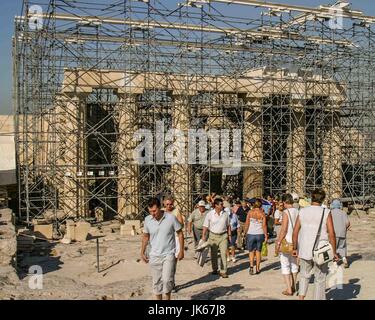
[291,193,299,202]
[198,200,206,207]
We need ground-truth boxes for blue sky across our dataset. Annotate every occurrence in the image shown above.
[1,0,375,114]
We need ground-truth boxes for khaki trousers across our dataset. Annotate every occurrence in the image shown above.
[208,232,228,273]
[238,222,246,248]
[299,258,328,300]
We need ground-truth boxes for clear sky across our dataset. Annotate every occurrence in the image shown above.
[1,0,375,114]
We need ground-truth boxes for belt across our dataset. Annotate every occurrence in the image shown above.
[210,231,227,236]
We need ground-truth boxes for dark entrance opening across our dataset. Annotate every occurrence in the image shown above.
[210,170,223,195]
[86,90,118,221]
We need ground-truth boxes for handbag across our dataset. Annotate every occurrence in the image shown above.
[280,209,294,254]
[261,241,268,257]
[312,208,334,265]
[197,246,209,267]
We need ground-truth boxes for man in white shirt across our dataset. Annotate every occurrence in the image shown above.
[202,198,231,278]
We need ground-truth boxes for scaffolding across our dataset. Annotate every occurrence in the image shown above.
[13,0,375,224]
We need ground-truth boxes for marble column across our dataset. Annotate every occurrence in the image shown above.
[117,93,140,219]
[323,112,342,201]
[242,98,263,198]
[287,101,306,196]
[57,94,87,218]
[170,94,191,216]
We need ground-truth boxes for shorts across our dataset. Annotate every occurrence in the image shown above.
[247,234,265,252]
[279,253,299,275]
[149,254,177,295]
[229,229,238,248]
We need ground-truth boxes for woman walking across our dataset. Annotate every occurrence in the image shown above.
[292,189,339,300]
[275,194,299,296]
[330,199,350,268]
[245,199,268,275]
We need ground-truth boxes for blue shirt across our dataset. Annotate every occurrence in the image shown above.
[229,212,239,230]
[262,204,272,216]
[143,212,182,257]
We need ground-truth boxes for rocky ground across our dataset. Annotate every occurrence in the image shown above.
[1,212,375,300]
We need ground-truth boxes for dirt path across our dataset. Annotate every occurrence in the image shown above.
[1,213,374,300]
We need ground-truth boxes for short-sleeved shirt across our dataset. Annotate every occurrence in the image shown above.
[282,208,299,243]
[274,209,282,222]
[188,208,208,230]
[203,209,230,234]
[331,208,349,238]
[229,213,239,230]
[165,208,183,226]
[298,206,330,260]
[262,204,272,216]
[143,212,182,257]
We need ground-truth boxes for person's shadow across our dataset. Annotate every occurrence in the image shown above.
[326,278,361,300]
[191,284,244,300]
[177,271,221,291]
[347,253,362,265]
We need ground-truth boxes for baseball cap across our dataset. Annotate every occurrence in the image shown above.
[291,193,299,202]
[330,199,342,209]
[198,200,206,207]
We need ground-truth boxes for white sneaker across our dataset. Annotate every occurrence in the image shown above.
[231,257,237,263]
[227,256,230,262]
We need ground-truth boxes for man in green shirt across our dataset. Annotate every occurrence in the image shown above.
[188,200,208,248]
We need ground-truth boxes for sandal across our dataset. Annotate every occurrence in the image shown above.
[249,267,254,275]
[282,290,293,296]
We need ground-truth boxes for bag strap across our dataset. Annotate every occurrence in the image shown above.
[312,208,325,253]
[285,209,294,230]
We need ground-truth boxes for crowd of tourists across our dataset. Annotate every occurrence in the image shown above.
[140,189,350,300]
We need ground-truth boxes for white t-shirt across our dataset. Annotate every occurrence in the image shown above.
[282,208,299,243]
[203,209,230,234]
[274,209,283,222]
[298,206,330,260]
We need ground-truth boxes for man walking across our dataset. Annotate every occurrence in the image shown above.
[188,200,208,249]
[202,198,231,278]
[236,200,249,250]
[141,197,184,300]
[163,196,184,292]
[330,199,350,268]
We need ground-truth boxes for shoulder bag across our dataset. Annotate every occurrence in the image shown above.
[280,209,294,255]
[312,208,334,265]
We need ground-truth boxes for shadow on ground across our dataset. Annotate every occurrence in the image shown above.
[191,284,244,300]
[16,240,63,280]
[348,253,362,265]
[326,278,361,300]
